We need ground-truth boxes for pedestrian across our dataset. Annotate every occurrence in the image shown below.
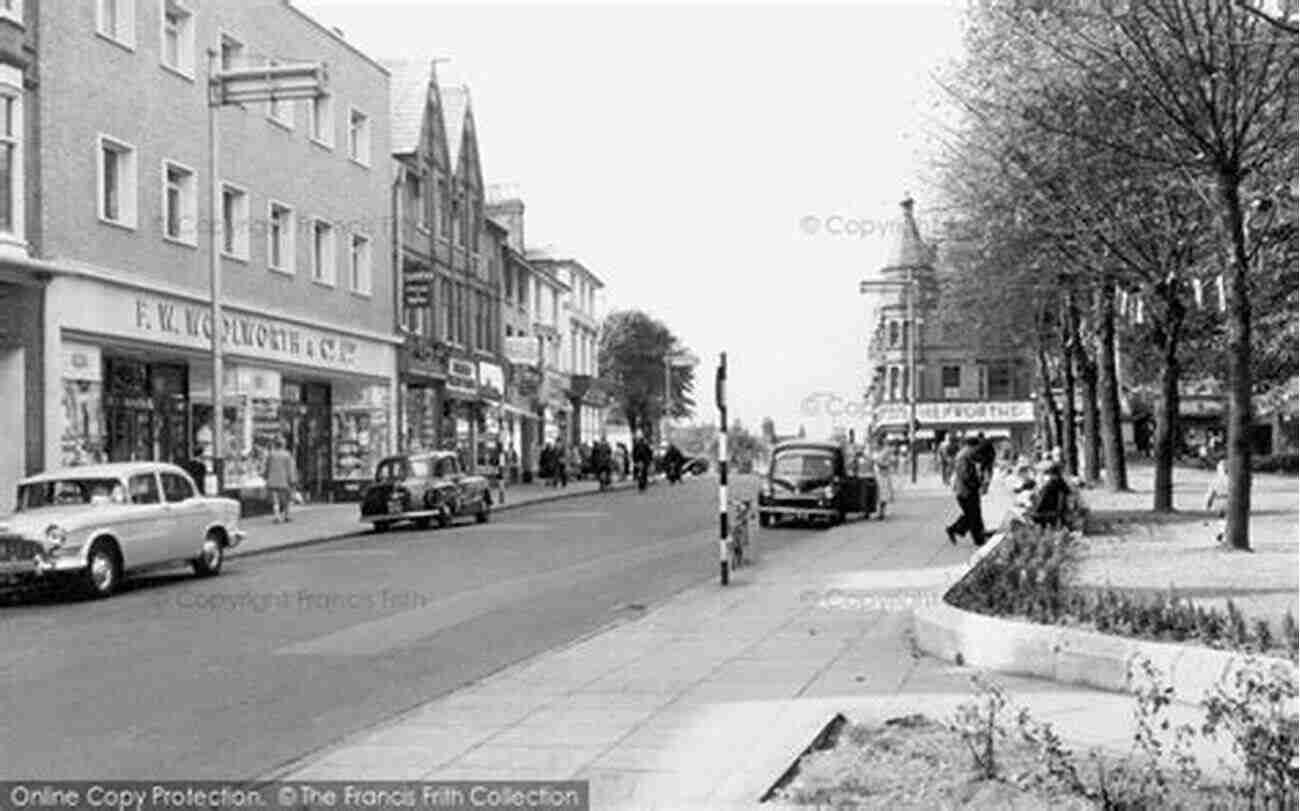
[1029,461,1070,528]
[1204,459,1229,543]
[632,433,653,491]
[939,435,959,486]
[540,442,555,487]
[617,442,630,480]
[945,436,986,546]
[264,435,297,523]
[975,432,996,492]
[490,441,506,505]
[873,443,895,519]
[182,447,208,494]
[556,440,570,488]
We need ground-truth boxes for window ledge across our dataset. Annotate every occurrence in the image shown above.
[268,264,294,277]
[309,136,334,151]
[267,115,294,132]
[161,62,196,83]
[349,289,372,300]
[311,277,336,289]
[95,30,135,53]
[163,234,198,249]
[221,249,250,264]
[348,155,371,170]
[99,214,137,232]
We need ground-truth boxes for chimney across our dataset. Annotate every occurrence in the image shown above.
[486,196,526,255]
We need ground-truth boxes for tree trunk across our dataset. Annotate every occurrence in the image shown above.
[1037,345,1061,452]
[1216,169,1254,551]
[1075,304,1102,485]
[1061,297,1079,476]
[1152,289,1183,513]
[1096,281,1129,491]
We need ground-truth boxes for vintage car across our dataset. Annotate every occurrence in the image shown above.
[0,462,245,598]
[360,451,492,531]
[757,441,878,527]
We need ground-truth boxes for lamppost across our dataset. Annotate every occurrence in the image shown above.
[860,272,920,483]
[205,54,326,492]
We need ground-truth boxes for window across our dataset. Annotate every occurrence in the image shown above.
[310,94,333,147]
[266,63,294,128]
[311,219,336,285]
[988,363,1014,400]
[97,0,135,48]
[437,177,451,239]
[161,472,195,502]
[220,183,249,259]
[888,320,900,348]
[161,1,194,76]
[451,192,463,246]
[98,135,138,228]
[162,160,196,245]
[405,172,424,228]
[888,366,901,402]
[127,473,160,505]
[349,233,371,295]
[441,278,453,341]
[0,81,23,241]
[219,33,243,71]
[268,201,294,273]
[348,107,370,165]
[942,364,961,399]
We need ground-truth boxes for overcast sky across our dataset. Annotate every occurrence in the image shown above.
[298,0,966,438]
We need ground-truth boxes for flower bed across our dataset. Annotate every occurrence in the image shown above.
[947,522,1300,662]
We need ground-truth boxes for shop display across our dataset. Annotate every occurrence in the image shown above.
[332,383,390,481]
[60,379,106,466]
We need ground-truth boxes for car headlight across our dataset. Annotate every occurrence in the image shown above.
[44,524,67,547]
[821,485,835,499]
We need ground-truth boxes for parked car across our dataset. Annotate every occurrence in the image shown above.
[757,441,878,527]
[683,457,710,477]
[0,462,245,598]
[360,451,491,532]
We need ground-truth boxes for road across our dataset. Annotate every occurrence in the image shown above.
[0,475,811,780]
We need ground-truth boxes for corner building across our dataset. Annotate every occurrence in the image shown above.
[33,0,397,501]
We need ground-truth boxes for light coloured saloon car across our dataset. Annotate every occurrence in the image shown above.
[0,462,245,598]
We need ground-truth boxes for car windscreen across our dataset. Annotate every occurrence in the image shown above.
[771,452,835,479]
[17,478,126,510]
[376,459,432,481]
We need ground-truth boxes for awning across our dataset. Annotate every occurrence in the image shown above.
[498,403,538,419]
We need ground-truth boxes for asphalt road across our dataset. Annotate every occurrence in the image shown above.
[0,474,830,780]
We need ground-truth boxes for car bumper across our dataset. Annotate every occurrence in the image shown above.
[0,554,85,578]
[759,503,838,517]
[361,507,448,524]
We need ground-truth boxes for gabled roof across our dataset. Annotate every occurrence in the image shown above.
[441,85,471,169]
[381,59,436,155]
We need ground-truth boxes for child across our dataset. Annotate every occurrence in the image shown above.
[1205,460,1229,542]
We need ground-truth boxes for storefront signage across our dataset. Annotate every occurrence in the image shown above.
[445,357,478,398]
[874,400,1036,425]
[478,362,505,401]
[1180,397,1225,417]
[62,342,102,382]
[504,336,540,366]
[54,277,394,376]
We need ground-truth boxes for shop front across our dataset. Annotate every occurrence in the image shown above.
[476,360,506,474]
[873,400,1037,454]
[398,335,448,455]
[504,336,543,482]
[442,356,480,471]
[47,274,398,504]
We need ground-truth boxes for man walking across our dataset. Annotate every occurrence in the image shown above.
[264,435,298,523]
[632,433,653,491]
[945,436,985,547]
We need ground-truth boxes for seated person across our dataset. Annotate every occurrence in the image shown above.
[1029,462,1071,527]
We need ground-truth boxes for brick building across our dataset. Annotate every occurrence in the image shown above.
[0,0,399,505]
[866,197,1037,453]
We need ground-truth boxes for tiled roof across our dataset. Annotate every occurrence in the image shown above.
[380,59,434,155]
[441,85,470,169]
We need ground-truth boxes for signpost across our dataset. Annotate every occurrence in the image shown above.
[206,53,326,492]
[716,352,729,586]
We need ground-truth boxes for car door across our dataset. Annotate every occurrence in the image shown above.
[836,450,865,514]
[161,472,205,560]
[124,472,169,567]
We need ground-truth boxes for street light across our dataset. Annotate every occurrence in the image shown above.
[860,272,920,483]
[205,53,326,493]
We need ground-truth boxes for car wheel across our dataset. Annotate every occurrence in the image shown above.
[373,521,392,533]
[758,511,771,528]
[191,532,224,577]
[80,539,122,599]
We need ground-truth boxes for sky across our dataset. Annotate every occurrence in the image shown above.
[297,0,968,438]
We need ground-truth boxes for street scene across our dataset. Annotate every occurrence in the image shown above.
[0,1,1296,809]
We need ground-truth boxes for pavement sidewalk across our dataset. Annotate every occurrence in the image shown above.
[270,475,1230,809]
[230,477,639,560]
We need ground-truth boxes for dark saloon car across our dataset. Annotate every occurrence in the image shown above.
[360,451,491,532]
[757,441,877,527]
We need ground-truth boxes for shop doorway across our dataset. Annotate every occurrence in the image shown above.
[281,381,332,502]
[104,358,190,463]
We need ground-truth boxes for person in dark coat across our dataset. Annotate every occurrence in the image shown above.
[632,434,653,491]
[974,432,997,490]
[663,443,685,484]
[945,436,986,546]
[181,448,208,494]
[1030,462,1071,528]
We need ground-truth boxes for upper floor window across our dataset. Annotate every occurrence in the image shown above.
[0,79,23,242]
[349,233,372,295]
[221,182,249,260]
[162,160,197,245]
[348,107,371,166]
[161,1,195,77]
[436,177,451,240]
[311,219,336,286]
[887,320,900,348]
[268,201,294,274]
[98,134,138,228]
[266,63,294,129]
[97,0,135,49]
[941,365,961,399]
[309,94,334,147]
[405,172,425,229]
[988,363,1015,400]
[219,33,243,71]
